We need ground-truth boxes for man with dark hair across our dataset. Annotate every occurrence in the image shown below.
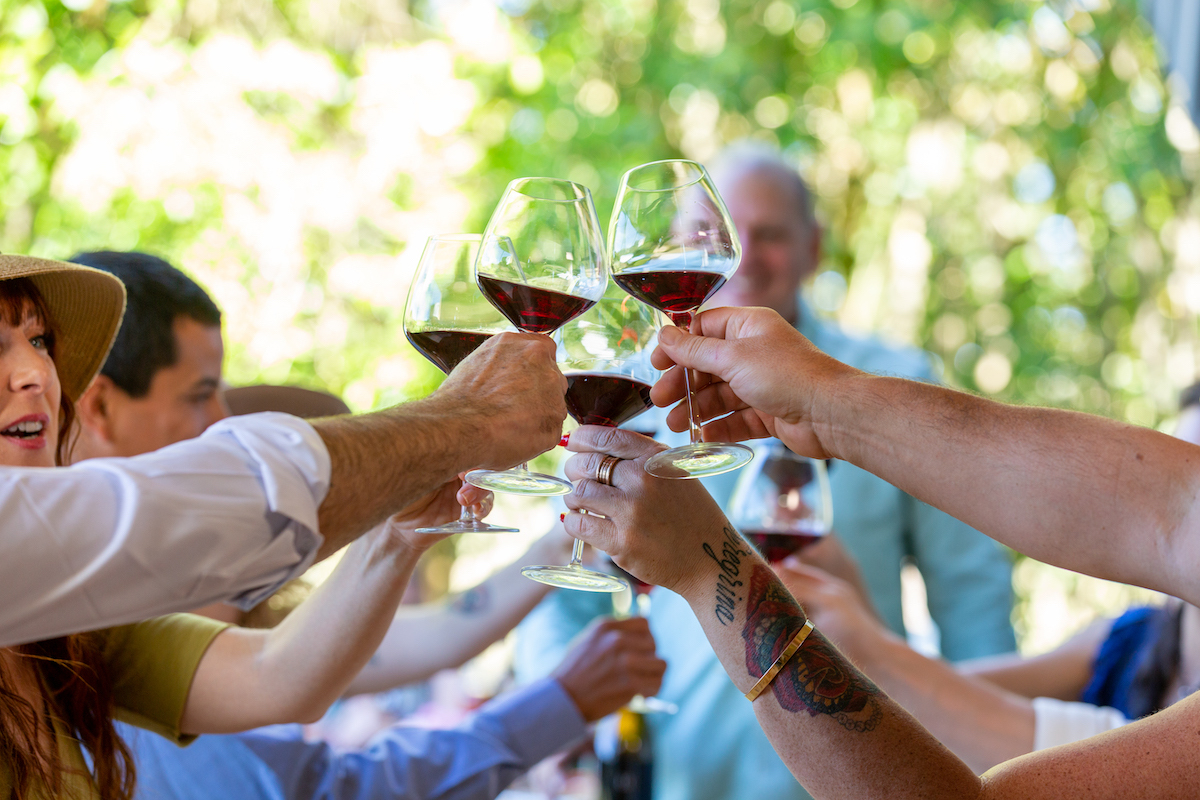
[69,251,228,458]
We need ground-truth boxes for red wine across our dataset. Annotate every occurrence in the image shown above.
[405,329,494,374]
[744,530,824,563]
[565,373,653,428]
[477,274,595,334]
[613,270,727,326]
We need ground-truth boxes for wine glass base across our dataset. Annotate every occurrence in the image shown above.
[465,469,573,496]
[415,520,520,534]
[645,441,754,479]
[521,564,630,593]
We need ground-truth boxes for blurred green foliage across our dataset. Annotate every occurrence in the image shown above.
[1,0,1196,426]
[0,0,1189,640]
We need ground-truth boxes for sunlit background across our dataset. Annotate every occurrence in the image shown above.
[2,0,1196,654]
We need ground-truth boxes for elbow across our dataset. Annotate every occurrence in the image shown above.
[287,697,335,726]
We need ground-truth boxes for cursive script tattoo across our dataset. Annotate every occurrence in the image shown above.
[743,563,882,732]
[703,525,752,626]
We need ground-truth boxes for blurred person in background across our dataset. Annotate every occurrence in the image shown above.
[773,381,1200,772]
[71,251,667,800]
[514,144,1015,800]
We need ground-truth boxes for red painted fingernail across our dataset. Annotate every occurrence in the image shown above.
[559,512,567,523]
[559,433,570,447]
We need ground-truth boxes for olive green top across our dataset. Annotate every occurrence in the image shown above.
[0,613,230,800]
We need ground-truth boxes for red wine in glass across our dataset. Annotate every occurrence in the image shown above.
[476,275,597,334]
[405,330,495,374]
[402,233,520,535]
[612,268,728,326]
[565,373,653,428]
[744,528,825,563]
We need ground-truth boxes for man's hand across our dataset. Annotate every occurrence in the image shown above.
[650,307,857,459]
[552,617,667,723]
[436,332,568,470]
[561,426,731,597]
[774,558,890,662]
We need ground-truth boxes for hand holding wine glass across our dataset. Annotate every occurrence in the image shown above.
[404,234,520,534]
[467,177,609,497]
[609,159,752,479]
[522,285,660,593]
[647,305,855,460]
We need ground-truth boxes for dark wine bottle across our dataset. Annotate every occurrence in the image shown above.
[598,707,653,800]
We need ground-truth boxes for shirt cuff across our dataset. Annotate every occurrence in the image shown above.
[465,677,587,766]
[1032,696,1129,750]
[202,413,331,610]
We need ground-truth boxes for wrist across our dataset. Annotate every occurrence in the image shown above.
[400,394,490,474]
[671,519,754,608]
[806,365,873,463]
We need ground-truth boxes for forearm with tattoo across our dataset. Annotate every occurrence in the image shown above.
[743,562,883,731]
[701,522,884,732]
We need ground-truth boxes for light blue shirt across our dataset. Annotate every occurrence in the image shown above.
[121,678,585,800]
[514,299,1016,800]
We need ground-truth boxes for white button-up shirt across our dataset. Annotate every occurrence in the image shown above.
[1,412,330,647]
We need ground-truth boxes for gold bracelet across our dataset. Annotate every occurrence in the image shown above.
[745,619,815,702]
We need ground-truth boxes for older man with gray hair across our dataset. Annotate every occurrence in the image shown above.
[515,143,1016,800]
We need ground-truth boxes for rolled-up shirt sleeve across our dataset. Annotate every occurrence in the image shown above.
[1032,697,1129,750]
[0,412,330,647]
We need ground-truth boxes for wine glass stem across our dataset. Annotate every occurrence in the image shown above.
[569,538,585,568]
[459,504,479,524]
[683,357,703,446]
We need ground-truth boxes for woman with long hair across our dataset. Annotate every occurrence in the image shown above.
[0,256,474,799]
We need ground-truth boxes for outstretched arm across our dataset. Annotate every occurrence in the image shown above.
[0,333,566,647]
[777,559,1036,772]
[181,483,473,733]
[563,426,1200,799]
[313,332,567,557]
[345,529,572,695]
[651,308,1200,608]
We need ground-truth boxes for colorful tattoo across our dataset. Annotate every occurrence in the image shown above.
[743,563,882,732]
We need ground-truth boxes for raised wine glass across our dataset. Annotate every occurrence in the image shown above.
[522,286,659,592]
[403,234,519,534]
[728,440,832,562]
[609,159,753,479]
[466,178,609,497]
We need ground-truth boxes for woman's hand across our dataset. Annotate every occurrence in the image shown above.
[379,477,495,551]
[562,425,731,596]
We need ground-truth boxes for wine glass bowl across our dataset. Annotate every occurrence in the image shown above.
[403,234,520,534]
[608,159,753,479]
[520,287,659,594]
[729,441,833,562]
[466,177,609,497]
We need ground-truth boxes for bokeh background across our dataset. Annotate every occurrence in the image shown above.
[2,0,1194,653]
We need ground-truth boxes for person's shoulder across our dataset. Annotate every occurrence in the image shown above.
[813,318,936,381]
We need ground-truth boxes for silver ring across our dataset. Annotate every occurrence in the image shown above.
[595,455,622,486]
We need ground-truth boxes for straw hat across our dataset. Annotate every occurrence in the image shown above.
[0,255,126,401]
